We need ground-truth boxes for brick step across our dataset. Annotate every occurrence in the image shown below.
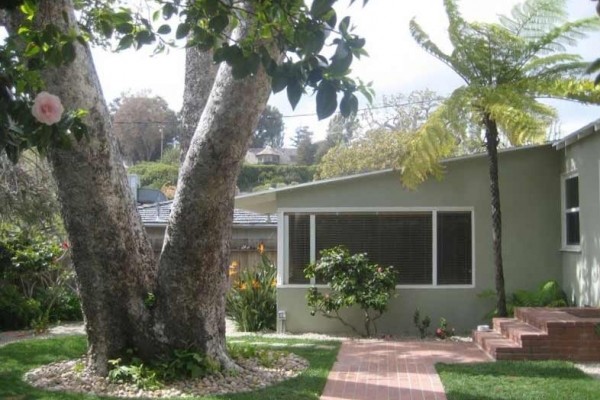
[493,318,547,345]
[473,330,522,359]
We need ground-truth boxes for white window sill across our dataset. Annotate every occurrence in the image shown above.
[277,284,475,289]
[560,246,581,253]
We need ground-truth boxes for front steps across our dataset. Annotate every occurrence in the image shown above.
[473,307,600,361]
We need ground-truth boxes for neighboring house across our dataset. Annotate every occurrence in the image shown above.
[245,147,297,165]
[139,201,277,271]
[234,120,600,335]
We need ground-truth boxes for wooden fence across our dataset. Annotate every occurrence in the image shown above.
[228,250,277,280]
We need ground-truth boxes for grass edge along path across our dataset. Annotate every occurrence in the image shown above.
[437,360,600,400]
[0,335,340,400]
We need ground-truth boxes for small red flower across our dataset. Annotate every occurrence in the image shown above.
[60,241,70,250]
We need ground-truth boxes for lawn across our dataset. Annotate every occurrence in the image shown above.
[437,360,600,400]
[0,335,340,400]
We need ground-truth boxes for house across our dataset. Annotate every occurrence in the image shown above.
[139,201,277,271]
[245,147,297,165]
[234,120,600,335]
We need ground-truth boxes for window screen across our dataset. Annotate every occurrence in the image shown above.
[288,214,310,283]
[315,213,433,284]
[437,212,472,285]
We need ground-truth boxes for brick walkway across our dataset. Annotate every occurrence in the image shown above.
[321,339,491,400]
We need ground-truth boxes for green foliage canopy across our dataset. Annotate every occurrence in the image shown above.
[1,0,373,163]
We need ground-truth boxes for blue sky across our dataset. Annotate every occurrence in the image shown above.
[92,0,600,144]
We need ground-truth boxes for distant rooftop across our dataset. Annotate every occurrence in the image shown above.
[138,201,277,226]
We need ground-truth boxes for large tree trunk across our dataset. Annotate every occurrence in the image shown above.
[24,0,157,374]
[179,47,219,163]
[484,115,508,317]
[154,23,276,366]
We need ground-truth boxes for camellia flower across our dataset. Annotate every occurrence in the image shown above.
[32,91,64,125]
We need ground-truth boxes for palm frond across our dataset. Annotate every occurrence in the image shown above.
[444,0,468,50]
[483,89,555,145]
[526,17,600,56]
[522,53,583,76]
[400,90,470,188]
[523,77,600,104]
[500,0,566,38]
[409,19,470,83]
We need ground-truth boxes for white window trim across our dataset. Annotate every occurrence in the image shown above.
[278,207,475,289]
[561,172,581,252]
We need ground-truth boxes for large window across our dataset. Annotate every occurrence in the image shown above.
[562,174,580,249]
[284,209,473,287]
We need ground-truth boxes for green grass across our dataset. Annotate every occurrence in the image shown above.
[0,335,340,400]
[437,360,600,400]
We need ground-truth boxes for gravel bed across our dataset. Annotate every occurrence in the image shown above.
[24,352,309,398]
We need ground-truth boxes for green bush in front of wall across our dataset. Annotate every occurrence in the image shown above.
[480,279,569,320]
[0,224,82,331]
[305,246,397,337]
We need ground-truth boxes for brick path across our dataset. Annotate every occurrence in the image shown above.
[321,339,491,400]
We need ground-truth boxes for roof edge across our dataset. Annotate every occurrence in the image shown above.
[554,119,600,150]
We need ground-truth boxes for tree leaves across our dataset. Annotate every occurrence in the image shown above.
[316,81,338,119]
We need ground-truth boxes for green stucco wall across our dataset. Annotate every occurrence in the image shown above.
[560,134,600,307]
[275,145,562,335]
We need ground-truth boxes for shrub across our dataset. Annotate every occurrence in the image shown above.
[413,309,431,339]
[0,224,82,331]
[479,279,569,320]
[128,162,179,189]
[226,253,276,332]
[305,246,397,337]
[237,164,315,192]
[435,317,454,340]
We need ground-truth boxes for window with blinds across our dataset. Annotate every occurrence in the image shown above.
[287,214,310,284]
[285,210,473,286]
[437,212,472,285]
[315,213,433,284]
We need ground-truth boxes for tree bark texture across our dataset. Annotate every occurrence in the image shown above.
[155,24,276,365]
[25,0,157,374]
[9,0,279,374]
[180,47,219,164]
[484,114,508,317]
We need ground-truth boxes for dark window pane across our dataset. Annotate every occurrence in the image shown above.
[315,213,432,285]
[565,176,579,209]
[566,212,580,246]
[288,214,310,284]
[437,212,472,285]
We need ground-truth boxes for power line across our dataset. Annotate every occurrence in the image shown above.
[280,99,436,118]
[111,98,438,125]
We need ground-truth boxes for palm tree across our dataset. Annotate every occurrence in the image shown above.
[406,0,600,316]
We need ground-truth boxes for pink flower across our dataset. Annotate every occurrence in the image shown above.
[32,92,64,125]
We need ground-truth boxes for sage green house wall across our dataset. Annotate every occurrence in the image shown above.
[237,145,562,335]
[559,130,600,307]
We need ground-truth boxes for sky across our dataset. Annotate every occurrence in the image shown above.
[91,0,600,145]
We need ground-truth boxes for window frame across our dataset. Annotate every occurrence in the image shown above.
[561,172,581,252]
[278,207,475,289]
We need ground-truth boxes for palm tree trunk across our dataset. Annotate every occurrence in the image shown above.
[484,114,508,317]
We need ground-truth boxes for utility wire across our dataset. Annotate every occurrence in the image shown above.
[111,99,437,125]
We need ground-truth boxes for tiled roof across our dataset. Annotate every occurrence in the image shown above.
[138,201,277,226]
